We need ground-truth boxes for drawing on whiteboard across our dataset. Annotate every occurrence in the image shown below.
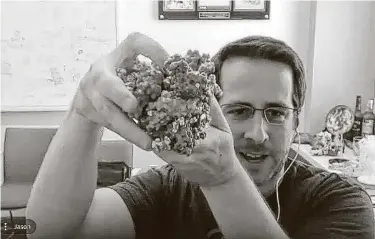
[6,30,26,49]
[80,36,112,43]
[1,1,117,110]
[1,62,12,76]
[72,73,81,82]
[85,21,96,30]
[47,67,64,85]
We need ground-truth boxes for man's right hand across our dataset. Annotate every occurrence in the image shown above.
[71,32,170,150]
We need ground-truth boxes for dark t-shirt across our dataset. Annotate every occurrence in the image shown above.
[108,161,375,239]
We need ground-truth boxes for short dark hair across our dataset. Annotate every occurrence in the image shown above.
[212,36,306,114]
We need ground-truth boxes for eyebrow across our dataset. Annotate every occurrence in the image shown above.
[225,101,293,109]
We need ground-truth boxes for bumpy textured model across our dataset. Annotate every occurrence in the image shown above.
[116,50,223,155]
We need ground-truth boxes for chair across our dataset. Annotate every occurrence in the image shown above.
[1,126,58,238]
[1,127,58,212]
[1,126,133,221]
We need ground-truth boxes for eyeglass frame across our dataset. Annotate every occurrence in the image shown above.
[220,103,299,126]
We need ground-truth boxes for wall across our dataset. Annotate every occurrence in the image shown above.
[1,0,315,169]
[115,0,315,167]
[118,1,313,60]
[309,1,375,133]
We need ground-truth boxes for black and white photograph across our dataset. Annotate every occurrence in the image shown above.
[1,0,375,239]
[163,0,195,11]
[197,0,232,11]
[233,0,266,11]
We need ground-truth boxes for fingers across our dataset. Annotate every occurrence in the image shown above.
[107,32,169,69]
[209,94,231,134]
[90,91,152,151]
[106,32,138,68]
[96,72,138,114]
[132,33,170,68]
[156,127,222,165]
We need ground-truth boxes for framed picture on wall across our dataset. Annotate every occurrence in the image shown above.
[197,0,231,11]
[163,0,195,11]
[158,0,270,20]
[233,0,266,11]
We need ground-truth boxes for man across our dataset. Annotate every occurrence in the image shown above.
[26,32,374,239]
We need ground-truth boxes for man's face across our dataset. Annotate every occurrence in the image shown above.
[219,56,296,197]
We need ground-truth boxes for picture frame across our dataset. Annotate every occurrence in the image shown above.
[163,0,195,11]
[197,0,232,11]
[233,0,266,11]
[158,0,270,20]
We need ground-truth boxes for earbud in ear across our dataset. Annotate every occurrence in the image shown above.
[293,116,299,130]
[291,129,299,144]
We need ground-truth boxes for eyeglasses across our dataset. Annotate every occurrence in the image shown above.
[221,103,297,126]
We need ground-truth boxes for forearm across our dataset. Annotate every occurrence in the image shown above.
[26,109,104,238]
[200,163,289,239]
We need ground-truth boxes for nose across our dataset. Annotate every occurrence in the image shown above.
[243,111,269,144]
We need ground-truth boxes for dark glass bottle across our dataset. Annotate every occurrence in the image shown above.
[351,95,363,139]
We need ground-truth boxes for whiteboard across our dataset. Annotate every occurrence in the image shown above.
[1,1,117,111]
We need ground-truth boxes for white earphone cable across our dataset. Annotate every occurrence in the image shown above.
[276,130,301,222]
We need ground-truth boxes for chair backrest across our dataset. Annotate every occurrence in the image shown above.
[3,126,58,183]
[3,126,133,183]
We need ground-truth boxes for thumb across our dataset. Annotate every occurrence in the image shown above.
[209,94,231,134]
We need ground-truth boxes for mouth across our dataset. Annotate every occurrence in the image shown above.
[239,152,269,163]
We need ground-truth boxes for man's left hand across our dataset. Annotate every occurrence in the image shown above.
[156,95,242,187]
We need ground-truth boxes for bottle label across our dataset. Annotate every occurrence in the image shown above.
[352,120,362,131]
[352,119,362,137]
[362,119,374,135]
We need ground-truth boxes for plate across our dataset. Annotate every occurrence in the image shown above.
[325,105,354,135]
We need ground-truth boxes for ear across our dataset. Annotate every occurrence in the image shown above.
[291,117,299,144]
[293,115,299,131]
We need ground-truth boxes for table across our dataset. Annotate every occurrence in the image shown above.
[291,143,375,216]
[291,144,357,174]
[291,143,375,188]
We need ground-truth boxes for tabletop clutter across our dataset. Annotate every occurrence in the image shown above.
[302,95,375,183]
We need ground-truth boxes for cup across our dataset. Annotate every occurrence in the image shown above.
[357,137,375,185]
[353,136,363,157]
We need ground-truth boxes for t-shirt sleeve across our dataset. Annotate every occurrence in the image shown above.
[292,173,375,239]
[107,165,175,238]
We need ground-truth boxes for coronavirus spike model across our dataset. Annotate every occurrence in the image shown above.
[116,50,223,156]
